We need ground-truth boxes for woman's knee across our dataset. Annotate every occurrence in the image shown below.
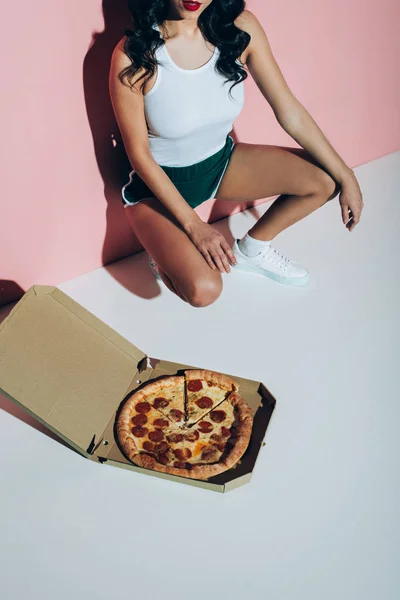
[183,272,223,308]
[313,169,340,202]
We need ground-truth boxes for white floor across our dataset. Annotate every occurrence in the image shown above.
[1,151,399,600]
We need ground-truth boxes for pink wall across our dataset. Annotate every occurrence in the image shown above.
[1,0,399,306]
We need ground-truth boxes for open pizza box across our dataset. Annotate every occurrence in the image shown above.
[0,285,276,493]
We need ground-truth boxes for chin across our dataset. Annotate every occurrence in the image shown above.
[178,11,199,20]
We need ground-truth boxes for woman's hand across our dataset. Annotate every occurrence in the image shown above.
[339,172,364,232]
[185,220,237,273]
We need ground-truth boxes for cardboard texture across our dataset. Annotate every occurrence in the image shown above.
[0,285,276,493]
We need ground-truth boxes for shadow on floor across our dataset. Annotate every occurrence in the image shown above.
[0,392,77,453]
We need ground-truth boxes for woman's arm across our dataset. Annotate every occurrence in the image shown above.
[237,10,353,183]
[109,40,202,231]
[109,40,235,271]
[237,11,363,229]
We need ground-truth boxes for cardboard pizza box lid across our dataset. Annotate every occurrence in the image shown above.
[0,285,147,456]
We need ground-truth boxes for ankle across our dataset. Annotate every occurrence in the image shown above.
[238,233,272,258]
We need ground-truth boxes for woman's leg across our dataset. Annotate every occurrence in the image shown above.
[124,197,223,307]
[214,142,340,239]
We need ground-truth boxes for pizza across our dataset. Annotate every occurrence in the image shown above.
[116,369,253,480]
[135,375,186,426]
[185,369,239,425]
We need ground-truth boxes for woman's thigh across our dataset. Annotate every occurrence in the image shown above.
[124,197,223,307]
[215,141,338,202]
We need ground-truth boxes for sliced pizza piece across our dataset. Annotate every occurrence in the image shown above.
[184,369,239,426]
[182,399,236,464]
[142,376,185,426]
[118,391,175,452]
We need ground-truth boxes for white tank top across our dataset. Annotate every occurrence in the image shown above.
[143,23,245,167]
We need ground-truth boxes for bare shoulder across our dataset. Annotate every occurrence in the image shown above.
[234,8,263,35]
[109,35,148,92]
[111,35,131,68]
[234,9,266,63]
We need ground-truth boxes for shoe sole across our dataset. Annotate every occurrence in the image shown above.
[232,262,310,286]
[149,258,162,281]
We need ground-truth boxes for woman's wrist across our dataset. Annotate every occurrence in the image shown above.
[337,167,356,185]
[182,212,202,235]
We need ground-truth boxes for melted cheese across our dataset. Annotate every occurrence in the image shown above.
[145,376,185,425]
[184,400,235,464]
[186,382,234,425]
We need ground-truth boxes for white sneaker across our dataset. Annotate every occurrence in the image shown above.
[232,240,309,286]
[149,256,162,281]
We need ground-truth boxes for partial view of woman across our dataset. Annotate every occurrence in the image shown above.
[109,0,363,307]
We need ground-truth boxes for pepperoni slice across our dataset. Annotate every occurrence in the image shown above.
[201,446,219,460]
[166,433,184,444]
[135,402,151,414]
[221,426,232,438]
[184,430,200,442]
[142,441,155,452]
[217,443,226,453]
[169,409,184,422]
[153,397,169,409]
[195,397,213,409]
[210,410,226,423]
[132,414,147,426]
[210,433,223,443]
[173,448,192,461]
[153,418,169,429]
[131,426,148,438]
[187,379,202,392]
[198,421,213,433]
[154,442,169,454]
[149,429,164,443]
[173,461,191,469]
[157,453,170,465]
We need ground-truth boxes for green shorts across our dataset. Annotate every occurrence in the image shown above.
[121,134,235,209]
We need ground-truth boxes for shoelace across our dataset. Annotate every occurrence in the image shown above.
[261,246,291,271]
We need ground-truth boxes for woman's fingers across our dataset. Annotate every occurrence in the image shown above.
[198,230,236,273]
[341,203,350,225]
[208,246,226,273]
[211,248,234,273]
[208,241,231,273]
[346,206,362,231]
[202,250,216,270]
[217,246,231,273]
[219,237,237,266]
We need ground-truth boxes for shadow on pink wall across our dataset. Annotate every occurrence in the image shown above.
[0,282,26,310]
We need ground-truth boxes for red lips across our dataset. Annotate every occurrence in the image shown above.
[182,1,201,11]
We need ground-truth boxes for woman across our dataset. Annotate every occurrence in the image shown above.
[109,0,363,307]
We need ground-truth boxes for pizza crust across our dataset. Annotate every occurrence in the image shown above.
[220,392,253,471]
[139,376,185,399]
[185,370,239,392]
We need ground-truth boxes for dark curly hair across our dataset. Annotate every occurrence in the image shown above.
[119,0,250,98]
